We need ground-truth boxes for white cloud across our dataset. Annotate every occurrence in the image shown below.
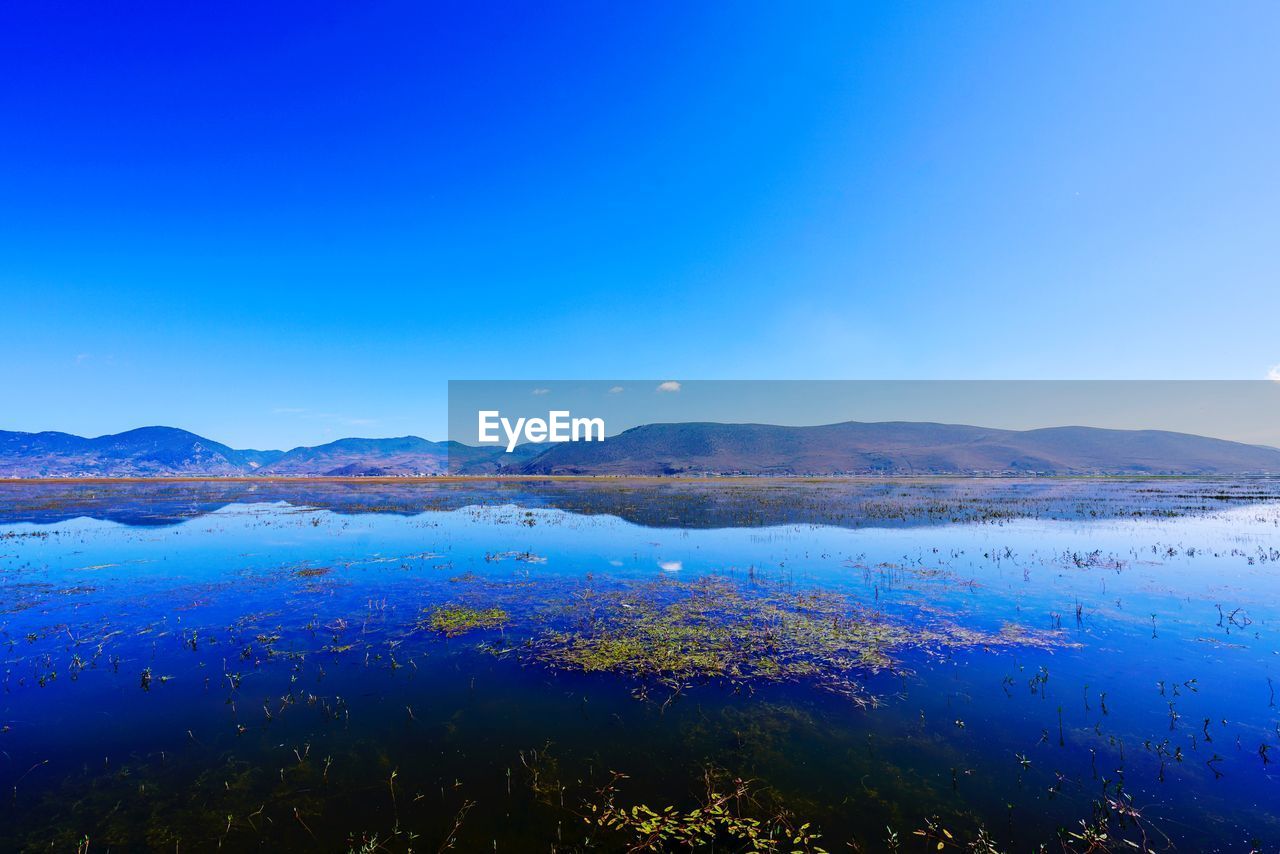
[1268,364,1280,382]
[656,380,681,393]
[532,387,551,395]
[608,386,624,394]
[659,560,683,572]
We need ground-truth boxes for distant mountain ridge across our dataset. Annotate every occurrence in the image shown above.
[0,427,536,478]
[0,427,281,477]
[2,421,1280,478]
[518,421,1280,476]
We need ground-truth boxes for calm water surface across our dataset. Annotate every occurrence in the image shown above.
[1,479,1279,852]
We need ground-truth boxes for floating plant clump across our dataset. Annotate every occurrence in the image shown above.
[517,576,1073,705]
[424,604,510,636]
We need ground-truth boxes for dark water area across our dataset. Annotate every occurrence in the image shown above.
[2,479,1279,851]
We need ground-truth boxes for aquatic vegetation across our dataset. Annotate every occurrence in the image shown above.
[582,768,829,852]
[424,604,509,636]
[526,576,1070,705]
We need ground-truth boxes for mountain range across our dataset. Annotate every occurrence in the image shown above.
[0,427,539,478]
[2,422,1280,478]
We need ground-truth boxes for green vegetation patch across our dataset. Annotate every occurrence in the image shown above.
[425,604,509,636]
[529,577,1067,704]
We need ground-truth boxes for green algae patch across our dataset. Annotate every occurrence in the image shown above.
[425,604,509,636]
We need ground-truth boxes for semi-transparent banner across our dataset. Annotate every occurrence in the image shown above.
[445,380,1280,476]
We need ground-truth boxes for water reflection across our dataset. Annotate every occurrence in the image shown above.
[1,480,1278,850]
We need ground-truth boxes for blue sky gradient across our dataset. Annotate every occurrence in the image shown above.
[2,2,1278,447]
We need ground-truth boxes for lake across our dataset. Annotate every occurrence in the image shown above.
[1,478,1278,851]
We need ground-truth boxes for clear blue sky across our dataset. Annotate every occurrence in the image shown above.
[2,2,1277,449]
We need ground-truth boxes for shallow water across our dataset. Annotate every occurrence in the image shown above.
[1,479,1279,851]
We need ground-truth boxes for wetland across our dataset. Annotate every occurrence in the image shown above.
[1,477,1279,851]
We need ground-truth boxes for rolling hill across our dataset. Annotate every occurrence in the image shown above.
[0,427,282,477]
